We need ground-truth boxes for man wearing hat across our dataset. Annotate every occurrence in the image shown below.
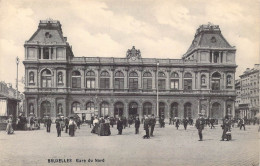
[149,114,156,137]
[46,116,52,133]
[55,117,62,137]
[195,113,205,141]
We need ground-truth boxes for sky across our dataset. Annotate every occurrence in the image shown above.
[0,0,259,92]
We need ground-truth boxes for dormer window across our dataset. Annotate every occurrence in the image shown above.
[45,32,52,38]
[211,36,216,43]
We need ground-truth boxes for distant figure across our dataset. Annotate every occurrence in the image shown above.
[183,118,188,130]
[122,117,127,129]
[90,116,94,128]
[46,117,52,133]
[240,118,246,130]
[195,113,205,141]
[175,118,180,130]
[135,116,140,134]
[169,117,172,125]
[110,117,115,128]
[221,115,231,141]
[68,117,77,137]
[143,116,150,139]
[210,118,215,129]
[64,117,69,133]
[150,114,156,136]
[117,117,123,135]
[6,115,14,134]
[55,117,62,137]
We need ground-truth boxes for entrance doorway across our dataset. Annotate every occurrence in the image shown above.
[114,102,124,117]
[129,102,138,117]
[40,101,51,118]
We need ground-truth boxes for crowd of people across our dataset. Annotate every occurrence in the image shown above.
[4,112,260,142]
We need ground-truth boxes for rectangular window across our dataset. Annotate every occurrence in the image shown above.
[158,79,166,90]
[86,78,95,89]
[72,77,81,88]
[100,78,110,89]
[129,78,138,90]
[115,78,124,89]
[184,79,192,90]
[211,80,220,90]
[170,79,179,89]
[143,78,152,90]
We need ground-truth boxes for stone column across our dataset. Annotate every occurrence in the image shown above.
[198,72,201,90]
[49,47,51,59]
[53,47,57,59]
[180,70,183,90]
[41,47,43,59]
[111,69,114,90]
[166,70,170,90]
[223,100,226,117]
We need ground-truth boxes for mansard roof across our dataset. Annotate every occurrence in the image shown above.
[184,23,235,56]
[26,19,66,44]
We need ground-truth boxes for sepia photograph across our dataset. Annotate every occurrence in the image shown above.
[0,0,259,166]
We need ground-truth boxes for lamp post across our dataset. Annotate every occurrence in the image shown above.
[16,57,20,117]
[156,62,159,117]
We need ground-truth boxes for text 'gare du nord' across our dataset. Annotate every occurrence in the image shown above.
[23,20,236,121]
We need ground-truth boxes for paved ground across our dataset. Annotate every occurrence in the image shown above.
[0,123,259,166]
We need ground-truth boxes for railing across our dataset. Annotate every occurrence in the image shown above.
[25,87,236,96]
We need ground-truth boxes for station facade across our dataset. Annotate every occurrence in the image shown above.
[23,20,237,120]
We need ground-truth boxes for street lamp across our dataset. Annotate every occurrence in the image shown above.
[156,62,159,118]
[16,57,20,117]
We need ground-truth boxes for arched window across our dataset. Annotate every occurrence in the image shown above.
[184,103,192,118]
[71,102,81,114]
[170,103,178,118]
[184,72,192,90]
[57,72,63,84]
[100,71,110,89]
[212,72,221,90]
[114,71,124,89]
[143,102,152,116]
[86,102,95,110]
[158,72,166,90]
[129,71,138,90]
[100,102,109,117]
[114,102,124,117]
[86,71,95,89]
[170,72,179,90]
[29,71,34,84]
[41,69,52,87]
[159,102,165,117]
[143,72,152,90]
[40,101,51,118]
[201,75,206,86]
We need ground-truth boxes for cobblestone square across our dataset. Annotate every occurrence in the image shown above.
[0,124,259,166]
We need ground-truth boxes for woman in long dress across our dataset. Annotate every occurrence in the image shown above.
[6,116,14,134]
[68,117,77,137]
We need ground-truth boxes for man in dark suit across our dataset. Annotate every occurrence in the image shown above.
[143,116,150,139]
[195,113,205,141]
[183,118,188,130]
[117,117,123,135]
[55,117,62,137]
[150,114,156,137]
[135,116,140,134]
[64,117,69,133]
[46,117,52,133]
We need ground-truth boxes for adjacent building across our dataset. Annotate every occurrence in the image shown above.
[236,64,260,118]
[23,20,237,121]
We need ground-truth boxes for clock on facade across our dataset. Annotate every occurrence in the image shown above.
[131,56,136,61]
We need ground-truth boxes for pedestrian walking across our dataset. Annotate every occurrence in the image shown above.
[6,115,14,134]
[55,117,62,137]
[117,117,123,135]
[135,116,140,134]
[240,118,246,130]
[183,118,188,130]
[90,116,94,128]
[143,116,150,139]
[210,118,215,129]
[221,115,231,141]
[68,117,77,137]
[150,114,156,136]
[195,113,205,141]
[64,117,69,133]
[46,117,52,133]
[175,118,180,130]
[169,117,172,125]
